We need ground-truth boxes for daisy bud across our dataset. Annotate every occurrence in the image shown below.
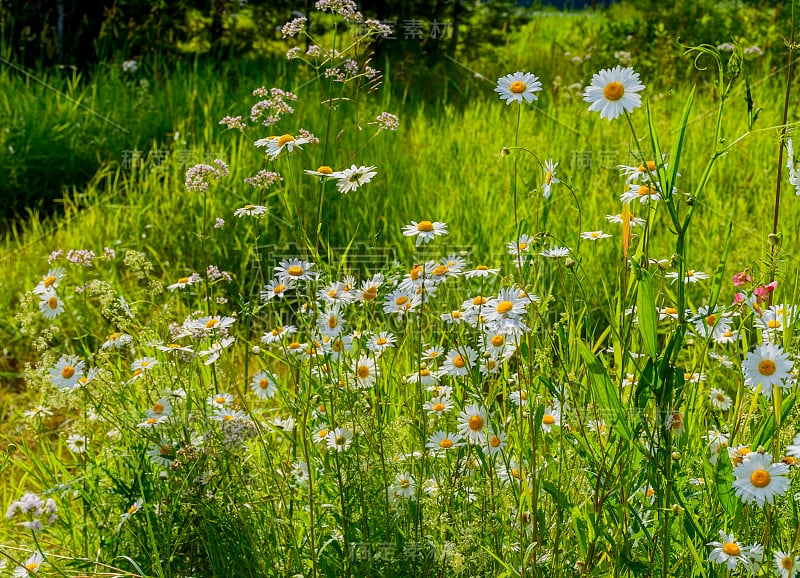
[671,451,681,461]
[657,259,670,270]
[565,258,576,269]
[757,445,766,453]
[501,147,510,157]
[768,233,781,247]
[251,346,261,355]
[672,504,684,516]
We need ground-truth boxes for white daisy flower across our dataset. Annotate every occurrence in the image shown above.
[708,388,732,410]
[742,343,793,397]
[402,220,448,246]
[382,287,420,316]
[33,267,66,294]
[506,234,534,256]
[463,265,500,278]
[331,164,377,194]
[540,159,559,199]
[262,278,294,301]
[620,183,662,204]
[424,396,453,416]
[233,204,268,218]
[274,259,316,282]
[483,430,507,456]
[326,427,352,452]
[39,287,67,319]
[707,531,760,573]
[146,398,172,419]
[774,550,799,578]
[541,405,561,433]
[605,212,646,227]
[457,403,489,443]
[66,434,87,454]
[665,269,709,284]
[495,71,542,105]
[120,498,144,524]
[256,134,310,159]
[580,230,612,241]
[353,356,379,388]
[261,324,296,345]
[138,416,168,428]
[303,165,336,178]
[250,371,278,399]
[427,430,462,453]
[443,347,477,377]
[50,355,85,390]
[539,246,571,259]
[167,275,198,291]
[13,552,45,577]
[583,65,645,121]
[102,332,134,349]
[732,452,790,507]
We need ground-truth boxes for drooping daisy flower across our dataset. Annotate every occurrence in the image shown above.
[620,183,662,205]
[326,427,353,452]
[583,66,645,121]
[234,204,268,218]
[732,452,790,507]
[540,159,559,199]
[331,165,377,194]
[774,550,800,578]
[102,332,134,349]
[138,416,168,428]
[463,265,501,278]
[580,230,612,241]
[457,403,489,443]
[495,71,542,105]
[427,430,462,453]
[50,355,85,390]
[401,220,448,246]
[303,165,337,178]
[120,498,144,524]
[147,443,174,468]
[742,343,793,397]
[256,133,310,159]
[707,531,761,573]
[200,337,235,365]
[606,212,646,227]
[665,269,710,285]
[539,246,571,259]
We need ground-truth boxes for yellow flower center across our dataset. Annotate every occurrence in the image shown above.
[328,316,338,329]
[496,301,513,314]
[453,356,465,368]
[399,479,410,489]
[223,415,233,421]
[433,265,449,276]
[259,379,269,389]
[603,81,625,101]
[511,468,519,478]
[215,397,226,404]
[664,307,677,315]
[48,296,58,309]
[357,365,370,379]
[433,403,445,412]
[439,438,453,448]
[141,361,149,367]
[109,333,120,340]
[543,415,555,425]
[490,436,501,448]
[410,265,422,280]
[160,445,171,455]
[277,134,295,147]
[318,429,328,438]
[206,319,219,328]
[509,80,526,94]
[395,295,409,306]
[419,369,430,376]
[287,266,303,276]
[376,337,387,345]
[417,220,434,232]
[768,320,781,328]
[62,366,75,379]
[518,242,528,250]
[545,171,552,185]
[783,557,795,570]
[289,342,302,349]
[723,330,733,337]
[43,275,56,288]
[646,488,655,497]
[363,286,378,300]
[146,417,157,425]
[317,165,333,174]
[274,284,286,293]
[491,335,505,347]
[637,160,657,172]
[335,435,346,445]
[716,393,726,402]
[152,403,164,413]
[722,542,741,556]
[132,369,142,378]
[759,359,777,376]
[473,296,487,306]
[476,265,488,271]
[468,415,484,431]
[638,185,656,196]
[750,469,771,488]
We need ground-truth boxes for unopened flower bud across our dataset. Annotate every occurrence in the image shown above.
[768,233,781,247]
[671,451,681,461]
[672,504,684,516]
[565,257,576,269]
[251,346,261,355]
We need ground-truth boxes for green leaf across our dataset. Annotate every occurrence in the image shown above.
[715,451,736,516]
[753,393,796,449]
[636,270,659,359]
[577,340,633,441]
[708,221,732,313]
[668,85,695,198]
